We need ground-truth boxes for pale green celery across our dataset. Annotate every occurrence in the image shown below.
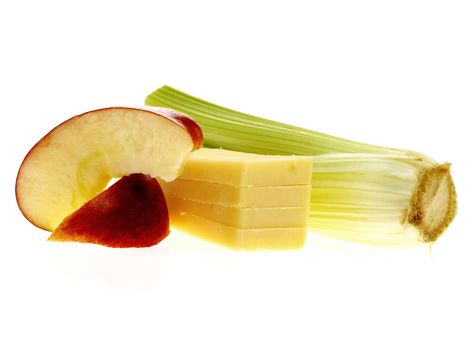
[309,153,436,246]
[145,86,457,246]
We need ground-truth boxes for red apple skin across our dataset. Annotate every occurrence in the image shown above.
[15,106,203,231]
[143,106,204,150]
[49,173,170,248]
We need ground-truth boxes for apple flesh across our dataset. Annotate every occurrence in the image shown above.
[16,107,203,231]
[49,173,169,248]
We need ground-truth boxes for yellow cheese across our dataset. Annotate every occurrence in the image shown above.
[161,148,313,250]
[169,210,307,250]
[176,148,313,186]
[165,195,309,228]
[161,179,311,207]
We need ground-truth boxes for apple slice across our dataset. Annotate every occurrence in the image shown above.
[16,107,203,231]
[49,173,169,248]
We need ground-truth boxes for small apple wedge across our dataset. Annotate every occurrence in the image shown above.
[16,107,203,231]
[49,173,169,248]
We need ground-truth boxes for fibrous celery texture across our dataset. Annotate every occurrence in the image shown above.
[145,86,457,246]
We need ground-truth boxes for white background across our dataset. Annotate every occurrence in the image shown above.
[1,1,466,349]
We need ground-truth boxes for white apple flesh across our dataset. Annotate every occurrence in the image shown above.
[16,106,203,231]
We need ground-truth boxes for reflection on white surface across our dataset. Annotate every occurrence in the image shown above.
[1,222,466,348]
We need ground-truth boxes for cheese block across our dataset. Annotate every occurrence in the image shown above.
[176,148,313,186]
[161,148,313,250]
[161,178,311,207]
[169,210,307,250]
[164,195,309,228]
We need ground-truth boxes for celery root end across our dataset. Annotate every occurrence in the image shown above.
[408,163,457,243]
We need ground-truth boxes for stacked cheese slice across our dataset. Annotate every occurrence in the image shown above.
[160,148,313,250]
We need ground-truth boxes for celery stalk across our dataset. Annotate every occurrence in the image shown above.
[145,86,457,246]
